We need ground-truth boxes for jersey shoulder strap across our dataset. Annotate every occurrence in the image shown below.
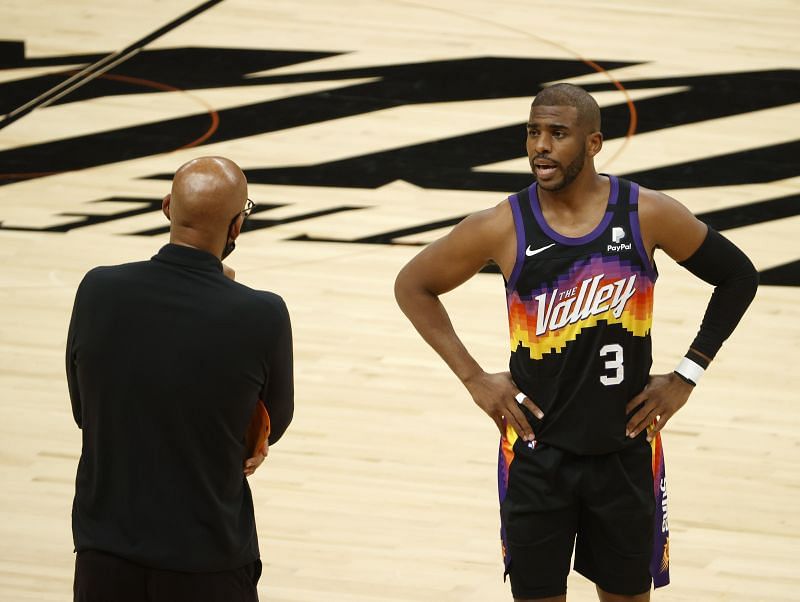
[506,186,541,290]
[617,177,659,280]
[508,185,541,241]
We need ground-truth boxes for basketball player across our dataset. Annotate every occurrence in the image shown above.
[394,84,758,601]
[66,157,293,602]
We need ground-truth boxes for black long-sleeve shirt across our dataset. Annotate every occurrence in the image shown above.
[66,243,293,572]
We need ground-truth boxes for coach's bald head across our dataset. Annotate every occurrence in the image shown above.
[162,156,249,259]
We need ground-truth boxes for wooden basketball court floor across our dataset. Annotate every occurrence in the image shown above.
[0,0,798,600]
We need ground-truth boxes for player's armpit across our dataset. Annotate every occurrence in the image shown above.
[637,188,707,263]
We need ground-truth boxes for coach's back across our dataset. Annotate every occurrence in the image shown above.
[66,157,293,580]
[67,244,292,571]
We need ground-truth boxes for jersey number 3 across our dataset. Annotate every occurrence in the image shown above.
[600,344,624,386]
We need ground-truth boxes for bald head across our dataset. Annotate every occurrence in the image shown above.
[532,84,601,134]
[170,156,247,227]
[164,156,249,258]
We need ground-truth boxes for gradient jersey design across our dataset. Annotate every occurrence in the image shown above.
[649,429,671,587]
[504,176,658,455]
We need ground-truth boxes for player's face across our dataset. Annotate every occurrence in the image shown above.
[526,105,588,192]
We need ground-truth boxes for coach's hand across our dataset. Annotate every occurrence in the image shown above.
[625,372,694,441]
[243,441,268,477]
[464,371,542,442]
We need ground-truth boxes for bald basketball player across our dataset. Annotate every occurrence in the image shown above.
[395,84,758,601]
[66,157,293,602]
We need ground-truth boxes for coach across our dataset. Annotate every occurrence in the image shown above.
[66,156,293,602]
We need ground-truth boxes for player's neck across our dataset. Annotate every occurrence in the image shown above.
[537,170,607,214]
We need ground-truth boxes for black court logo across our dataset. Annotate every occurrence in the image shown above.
[0,42,797,285]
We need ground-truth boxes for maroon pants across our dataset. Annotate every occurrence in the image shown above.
[74,550,261,602]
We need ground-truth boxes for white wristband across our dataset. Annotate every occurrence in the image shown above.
[675,357,705,386]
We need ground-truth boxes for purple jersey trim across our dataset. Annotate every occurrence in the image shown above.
[506,194,526,292]
[651,434,670,588]
[530,175,619,246]
[628,182,659,282]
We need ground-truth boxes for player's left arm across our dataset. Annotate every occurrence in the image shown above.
[625,188,759,440]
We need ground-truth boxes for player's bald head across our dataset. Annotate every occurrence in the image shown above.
[532,84,601,134]
[170,156,248,230]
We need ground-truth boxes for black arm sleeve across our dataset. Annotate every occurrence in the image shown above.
[678,227,758,361]
[261,300,294,444]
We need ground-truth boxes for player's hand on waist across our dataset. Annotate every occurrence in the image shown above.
[625,372,694,441]
[244,441,268,477]
[463,371,542,442]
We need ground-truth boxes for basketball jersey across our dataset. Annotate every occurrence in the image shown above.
[505,175,657,455]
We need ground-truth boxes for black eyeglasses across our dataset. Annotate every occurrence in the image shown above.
[228,198,255,229]
[241,198,255,219]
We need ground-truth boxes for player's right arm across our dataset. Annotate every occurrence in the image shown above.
[625,189,758,441]
[394,202,540,441]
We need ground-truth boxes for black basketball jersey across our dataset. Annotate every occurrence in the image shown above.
[505,175,657,455]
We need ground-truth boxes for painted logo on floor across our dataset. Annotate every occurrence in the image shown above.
[0,42,797,285]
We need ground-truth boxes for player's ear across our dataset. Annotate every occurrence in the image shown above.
[162,194,171,221]
[587,131,603,157]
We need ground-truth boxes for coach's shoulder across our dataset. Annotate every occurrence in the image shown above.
[80,260,147,287]
[252,288,287,307]
[245,288,289,317]
[79,262,129,286]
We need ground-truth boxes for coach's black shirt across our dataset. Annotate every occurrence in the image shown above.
[66,243,293,572]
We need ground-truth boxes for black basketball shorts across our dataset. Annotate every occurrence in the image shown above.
[498,435,657,599]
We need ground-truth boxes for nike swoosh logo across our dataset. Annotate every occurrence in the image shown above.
[525,243,555,257]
